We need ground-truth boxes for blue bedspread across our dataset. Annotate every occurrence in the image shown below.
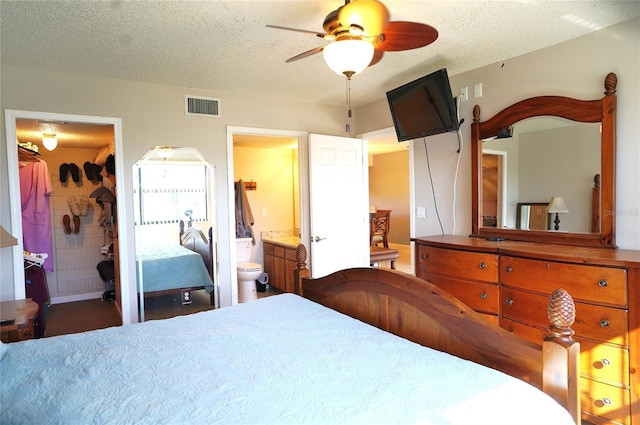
[137,244,213,293]
[0,294,574,425]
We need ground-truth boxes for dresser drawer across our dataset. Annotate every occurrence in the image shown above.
[580,377,631,424]
[422,274,499,315]
[501,318,629,387]
[500,256,627,306]
[578,339,629,386]
[501,288,628,346]
[418,246,498,283]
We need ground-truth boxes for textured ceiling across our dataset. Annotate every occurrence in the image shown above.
[2,0,639,111]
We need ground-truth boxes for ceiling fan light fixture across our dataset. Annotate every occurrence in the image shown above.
[42,133,58,151]
[323,39,374,77]
[339,0,390,37]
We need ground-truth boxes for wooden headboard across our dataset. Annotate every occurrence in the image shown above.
[293,244,580,424]
[179,220,213,277]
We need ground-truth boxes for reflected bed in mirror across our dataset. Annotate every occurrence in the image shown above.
[471,73,617,248]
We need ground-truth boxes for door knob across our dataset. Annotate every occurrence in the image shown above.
[314,236,326,242]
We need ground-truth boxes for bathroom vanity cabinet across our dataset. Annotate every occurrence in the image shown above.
[263,241,298,293]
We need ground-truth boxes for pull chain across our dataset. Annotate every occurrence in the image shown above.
[345,73,353,133]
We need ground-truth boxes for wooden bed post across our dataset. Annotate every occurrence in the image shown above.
[293,244,310,296]
[543,288,580,425]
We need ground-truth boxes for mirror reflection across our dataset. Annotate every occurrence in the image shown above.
[133,147,217,322]
[481,117,601,233]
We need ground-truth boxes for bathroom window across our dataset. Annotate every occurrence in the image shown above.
[135,163,209,225]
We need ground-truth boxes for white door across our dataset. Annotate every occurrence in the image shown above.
[309,134,369,278]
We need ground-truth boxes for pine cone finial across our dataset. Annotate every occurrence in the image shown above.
[548,288,576,329]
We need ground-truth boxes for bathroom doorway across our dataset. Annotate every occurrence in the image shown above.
[228,128,305,305]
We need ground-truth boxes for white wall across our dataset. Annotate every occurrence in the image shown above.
[0,66,351,318]
[356,17,640,251]
[369,150,411,244]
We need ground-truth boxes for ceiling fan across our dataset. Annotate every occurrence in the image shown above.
[267,0,438,78]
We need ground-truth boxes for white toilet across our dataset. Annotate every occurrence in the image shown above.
[236,237,262,303]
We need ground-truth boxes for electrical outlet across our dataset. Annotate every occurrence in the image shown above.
[181,289,192,305]
[460,87,468,102]
[417,206,426,219]
[261,207,267,217]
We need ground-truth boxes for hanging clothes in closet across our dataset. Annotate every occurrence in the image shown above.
[19,150,54,271]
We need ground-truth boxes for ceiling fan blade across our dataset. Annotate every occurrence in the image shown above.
[369,49,384,67]
[377,21,438,52]
[285,46,325,63]
[266,24,328,39]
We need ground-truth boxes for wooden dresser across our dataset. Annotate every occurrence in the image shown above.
[414,235,639,425]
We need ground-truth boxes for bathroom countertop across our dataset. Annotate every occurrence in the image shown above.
[262,236,301,249]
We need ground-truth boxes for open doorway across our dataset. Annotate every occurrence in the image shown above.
[5,110,131,333]
[360,128,414,275]
[225,127,307,306]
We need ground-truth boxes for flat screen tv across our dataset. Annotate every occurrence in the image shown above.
[386,68,459,142]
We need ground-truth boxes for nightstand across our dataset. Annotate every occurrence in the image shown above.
[0,298,39,342]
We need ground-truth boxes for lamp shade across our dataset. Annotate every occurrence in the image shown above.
[338,0,390,37]
[42,134,58,151]
[547,197,569,213]
[0,225,18,248]
[323,39,374,77]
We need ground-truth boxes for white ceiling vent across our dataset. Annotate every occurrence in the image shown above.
[185,95,220,118]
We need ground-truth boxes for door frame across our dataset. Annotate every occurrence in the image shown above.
[358,127,416,274]
[225,126,308,306]
[4,109,133,324]
[482,149,507,229]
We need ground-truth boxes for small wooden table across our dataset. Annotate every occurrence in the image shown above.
[370,247,400,270]
[0,298,39,342]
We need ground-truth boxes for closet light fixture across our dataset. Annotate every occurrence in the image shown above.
[152,146,174,160]
[42,133,58,151]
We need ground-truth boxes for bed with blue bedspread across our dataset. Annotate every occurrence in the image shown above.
[136,244,213,294]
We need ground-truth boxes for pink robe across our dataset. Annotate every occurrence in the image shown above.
[19,160,53,271]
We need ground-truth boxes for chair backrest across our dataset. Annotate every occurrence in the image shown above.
[370,210,391,244]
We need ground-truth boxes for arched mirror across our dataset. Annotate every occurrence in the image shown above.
[133,146,218,322]
[471,73,617,248]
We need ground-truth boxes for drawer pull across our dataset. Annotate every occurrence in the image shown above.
[480,292,487,300]
[594,397,613,408]
[479,262,486,269]
[420,254,426,259]
[506,298,514,306]
[602,358,611,366]
[505,266,512,273]
[600,319,610,328]
[598,280,608,288]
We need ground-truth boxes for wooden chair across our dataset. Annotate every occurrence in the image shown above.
[370,209,391,247]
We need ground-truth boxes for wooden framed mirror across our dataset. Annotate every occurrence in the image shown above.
[471,73,617,248]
